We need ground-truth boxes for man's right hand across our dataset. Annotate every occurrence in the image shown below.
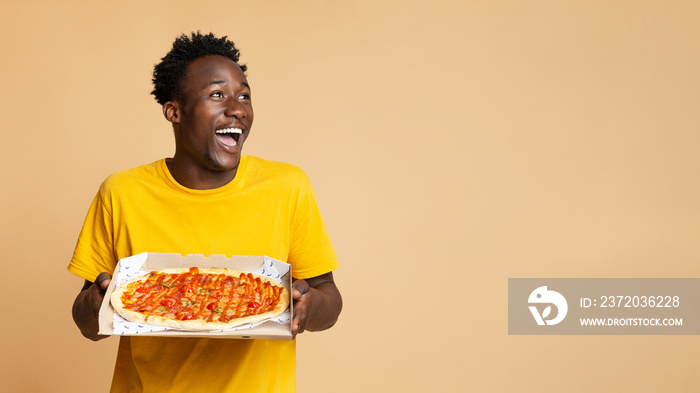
[72,272,112,340]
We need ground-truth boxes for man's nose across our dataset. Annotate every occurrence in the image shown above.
[225,99,246,118]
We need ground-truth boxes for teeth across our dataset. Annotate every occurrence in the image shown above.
[215,128,243,134]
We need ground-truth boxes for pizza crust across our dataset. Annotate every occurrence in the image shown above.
[110,267,289,331]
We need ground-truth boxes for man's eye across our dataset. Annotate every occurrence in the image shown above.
[211,92,223,98]
[238,94,250,100]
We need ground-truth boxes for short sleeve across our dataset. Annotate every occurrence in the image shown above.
[67,188,118,282]
[287,175,339,279]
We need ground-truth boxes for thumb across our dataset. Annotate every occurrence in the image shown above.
[94,272,112,292]
[293,280,309,299]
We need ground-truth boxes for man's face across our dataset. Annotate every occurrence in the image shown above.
[168,55,254,180]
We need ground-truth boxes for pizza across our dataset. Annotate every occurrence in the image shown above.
[110,267,289,331]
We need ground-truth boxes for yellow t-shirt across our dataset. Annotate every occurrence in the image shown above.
[68,155,339,393]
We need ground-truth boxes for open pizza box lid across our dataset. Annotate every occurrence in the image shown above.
[98,252,292,340]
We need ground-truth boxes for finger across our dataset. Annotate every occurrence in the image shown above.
[291,304,303,337]
[89,273,111,318]
[292,280,309,299]
[296,320,306,336]
[292,314,306,338]
[94,272,112,292]
[295,315,306,336]
[292,303,309,337]
[90,289,104,318]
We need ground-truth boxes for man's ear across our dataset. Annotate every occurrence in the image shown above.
[163,101,180,124]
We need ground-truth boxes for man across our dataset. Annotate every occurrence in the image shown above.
[70,32,342,392]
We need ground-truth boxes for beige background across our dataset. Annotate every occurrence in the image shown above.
[2,0,700,392]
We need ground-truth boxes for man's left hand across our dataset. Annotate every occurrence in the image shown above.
[291,272,342,338]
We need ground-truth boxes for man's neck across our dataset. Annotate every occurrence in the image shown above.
[166,157,238,190]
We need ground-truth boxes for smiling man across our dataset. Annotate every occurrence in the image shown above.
[69,32,342,392]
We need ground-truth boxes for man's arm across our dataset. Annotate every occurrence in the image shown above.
[72,272,112,341]
[291,271,342,338]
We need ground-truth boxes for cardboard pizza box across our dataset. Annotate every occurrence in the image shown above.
[98,252,293,340]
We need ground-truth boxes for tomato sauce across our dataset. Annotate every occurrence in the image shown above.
[121,267,284,322]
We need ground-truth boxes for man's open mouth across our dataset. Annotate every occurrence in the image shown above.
[215,128,243,147]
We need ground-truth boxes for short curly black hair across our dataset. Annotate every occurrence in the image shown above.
[151,32,247,105]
